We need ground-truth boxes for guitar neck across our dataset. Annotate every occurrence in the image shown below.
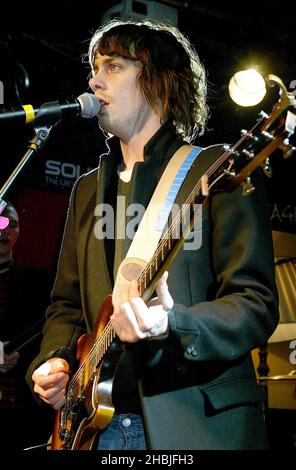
[139,192,208,303]
[139,115,295,301]
[137,123,261,302]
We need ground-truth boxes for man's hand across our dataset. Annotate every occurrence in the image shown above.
[111,271,174,342]
[32,358,69,410]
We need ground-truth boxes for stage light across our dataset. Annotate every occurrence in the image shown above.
[228,69,266,106]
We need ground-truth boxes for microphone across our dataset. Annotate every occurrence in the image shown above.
[0,92,101,125]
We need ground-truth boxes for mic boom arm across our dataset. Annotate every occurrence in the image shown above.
[0,92,100,125]
[0,119,57,214]
[0,93,100,218]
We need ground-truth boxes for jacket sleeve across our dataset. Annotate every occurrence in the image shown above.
[26,176,86,389]
[168,169,279,362]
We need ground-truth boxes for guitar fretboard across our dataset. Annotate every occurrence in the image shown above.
[67,321,115,399]
[138,114,266,298]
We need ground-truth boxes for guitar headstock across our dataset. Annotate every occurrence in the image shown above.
[208,75,296,196]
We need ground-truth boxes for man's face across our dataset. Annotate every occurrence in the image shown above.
[89,53,155,142]
[0,206,19,257]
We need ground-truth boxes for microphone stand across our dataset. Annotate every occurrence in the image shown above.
[0,101,63,211]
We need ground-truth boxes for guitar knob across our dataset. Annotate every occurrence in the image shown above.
[242,177,255,196]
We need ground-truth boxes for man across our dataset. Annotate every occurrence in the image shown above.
[27,19,278,450]
[0,202,52,449]
[0,203,21,377]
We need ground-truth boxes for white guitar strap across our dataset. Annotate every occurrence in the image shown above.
[113,144,203,301]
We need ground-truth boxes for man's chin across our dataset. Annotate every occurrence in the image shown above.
[98,121,114,137]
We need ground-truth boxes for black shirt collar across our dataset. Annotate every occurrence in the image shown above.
[105,121,184,167]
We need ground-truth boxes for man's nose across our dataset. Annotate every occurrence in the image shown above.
[0,228,9,238]
[89,72,105,92]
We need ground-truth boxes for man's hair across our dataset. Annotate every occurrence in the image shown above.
[88,18,208,142]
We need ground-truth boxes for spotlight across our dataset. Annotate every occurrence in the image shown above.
[228,69,266,106]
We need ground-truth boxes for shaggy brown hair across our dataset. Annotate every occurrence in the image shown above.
[88,19,208,142]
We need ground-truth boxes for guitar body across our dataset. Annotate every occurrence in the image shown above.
[51,295,124,450]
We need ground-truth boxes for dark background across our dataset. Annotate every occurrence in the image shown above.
[1,0,296,274]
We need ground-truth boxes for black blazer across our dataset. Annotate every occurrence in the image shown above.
[27,123,279,449]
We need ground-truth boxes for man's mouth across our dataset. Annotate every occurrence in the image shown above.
[97,98,109,113]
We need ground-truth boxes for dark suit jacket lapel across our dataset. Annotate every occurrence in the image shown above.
[95,148,121,289]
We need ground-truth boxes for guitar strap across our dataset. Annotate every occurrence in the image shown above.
[113,144,203,300]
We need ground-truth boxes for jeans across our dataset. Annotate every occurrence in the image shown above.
[97,413,147,450]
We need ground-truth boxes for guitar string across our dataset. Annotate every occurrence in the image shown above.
[67,320,114,394]
[66,115,266,397]
[69,321,114,389]
[67,322,114,396]
[67,324,108,393]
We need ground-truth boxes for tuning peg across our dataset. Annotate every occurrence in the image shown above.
[258,111,269,120]
[223,145,240,158]
[261,158,272,177]
[242,148,254,159]
[285,110,296,134]
[262,130,274,141]
[250,134,259,143]
[242,176,255,196]
[280,138,296,158]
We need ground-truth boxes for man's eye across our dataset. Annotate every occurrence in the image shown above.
[9,221,18,229]
[109,63,121,71]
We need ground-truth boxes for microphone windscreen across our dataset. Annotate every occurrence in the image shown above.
[77,92,101,118]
